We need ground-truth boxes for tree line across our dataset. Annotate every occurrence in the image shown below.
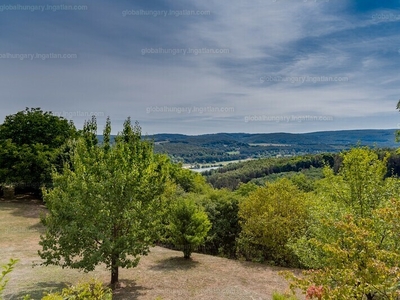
[204,149,400,190]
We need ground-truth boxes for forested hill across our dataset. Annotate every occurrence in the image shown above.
[147,129,398,163]
[97,129,398,164]
[147,129,397,145]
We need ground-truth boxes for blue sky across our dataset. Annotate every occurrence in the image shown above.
[1,0,400,135]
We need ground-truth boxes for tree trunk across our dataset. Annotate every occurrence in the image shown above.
[183,244,192,259]
[110,223,120,288]
[111,254,119,289]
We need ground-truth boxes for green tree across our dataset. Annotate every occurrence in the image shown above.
[234,181,258,197]
[290,148,399,269]
[284,201,400,299]
[284,147,400,299]
[0,108,77,193]
[39,118,170,287]
[200,188,241,258]
[168,163,208,193]
[237,178,308,266]
[168,195,211,259]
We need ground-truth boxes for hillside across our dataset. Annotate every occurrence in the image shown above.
[148,129,398,163]
[96,129,398,164]
[0,199,300,300]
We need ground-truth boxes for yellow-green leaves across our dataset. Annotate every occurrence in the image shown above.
[284,148,400,299]
[237,178,308,266]
[0,258,18,299]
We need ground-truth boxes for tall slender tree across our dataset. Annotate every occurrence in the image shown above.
[39,117,170,287]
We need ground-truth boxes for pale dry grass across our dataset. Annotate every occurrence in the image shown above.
[0,197,304,300]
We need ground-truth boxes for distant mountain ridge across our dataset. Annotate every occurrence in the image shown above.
[98,129,399,163]
[145,129,398,147]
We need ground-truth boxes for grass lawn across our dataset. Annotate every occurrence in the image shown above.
[0,195,303,300]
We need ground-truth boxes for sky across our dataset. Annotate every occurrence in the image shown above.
[1,0,400,135]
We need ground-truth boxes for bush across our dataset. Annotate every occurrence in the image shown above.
[237,178,309,267]
[40,279,112,300]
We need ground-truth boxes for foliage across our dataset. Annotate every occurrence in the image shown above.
[234,181,258,197]
[290,147,399,269]
[283,203,400,299]
[39,118,170,287]
[167,195,211,259]
[0,108,75,148]
[249,168,322,192]
[168,163,208,193]
[237,178,309,266]
[41,279,112,300]
[151,130,397,164]
[205,154,335,190]
[283,147,400,299]
[288,172,317,192]
[0,259,18,299]
[199,189,241,258]
[325,147,388,217]
[272,292,299,300]
[0,108,77,194]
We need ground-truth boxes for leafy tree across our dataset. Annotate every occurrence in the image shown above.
[0,108,75,147]
[168,163,208,193]
[168,195,211,259]
[284,147,400,299]
[290,147,398,269]
[237,178,308,266]
[328,147,388,217]
[39,118,170,287]
[234,182,258,197]
[284,200,400,299]
[0,108,77,193]
[289,172,315,192]
[200,188,241,258]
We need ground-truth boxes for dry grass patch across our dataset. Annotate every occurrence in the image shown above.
[1,197,303,300]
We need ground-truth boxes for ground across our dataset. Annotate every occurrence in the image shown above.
[0,195,304,300]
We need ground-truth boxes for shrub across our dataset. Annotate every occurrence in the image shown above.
[283,199,400,299]
[237,178,309,266]
[41,279,112,300]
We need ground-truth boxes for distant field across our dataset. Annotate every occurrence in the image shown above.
[0,197,304,300]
